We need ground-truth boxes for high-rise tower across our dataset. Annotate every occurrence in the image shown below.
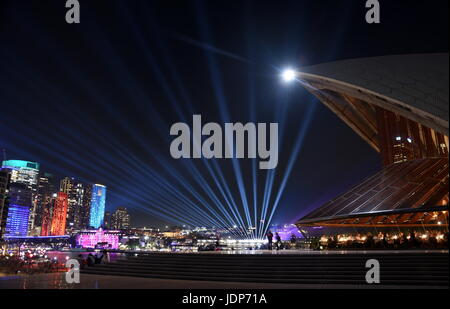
[89,184,106,229]
[50,192,69,236]
[0,169,11,240]
[1,160,39,235]
[35,173,56,233]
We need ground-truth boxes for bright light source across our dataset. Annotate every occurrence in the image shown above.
[281,69,296,82]
[396,136,402,141]
[407,137,412,143]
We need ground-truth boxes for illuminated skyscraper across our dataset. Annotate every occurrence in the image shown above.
[1,160,39,234]
[0,169,11,240]
[1,160,39,188]
[111,207,130,230]
[50,192,68,236]
[5,183,33,237]
[89,184,106,229]
[104,211,111,229]
[40,193,56,237]
[35,173,56,232]
[81,184,92,229]
[60,177,88,231]
[60,177,76,230]
[5,205,30,237]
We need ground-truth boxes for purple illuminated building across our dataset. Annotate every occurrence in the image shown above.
[76,228,120,249]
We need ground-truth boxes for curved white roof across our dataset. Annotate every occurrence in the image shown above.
[300,54,449,126]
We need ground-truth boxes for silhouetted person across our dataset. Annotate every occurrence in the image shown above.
[275,232,281,250]
[77,254,86,269]
[290,234,297,244]
[382,233,388,248]
[266,230,273,250]
[87,254,95,266]
[95,253,104,264]
[402,233,408,248]
[365,233,374,249]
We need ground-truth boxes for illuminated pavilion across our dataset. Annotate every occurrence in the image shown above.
[295,54,449,231]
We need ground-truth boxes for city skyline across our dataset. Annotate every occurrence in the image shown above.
[0,159,119,237]
[0,0,448,229]
[0,0,448,292]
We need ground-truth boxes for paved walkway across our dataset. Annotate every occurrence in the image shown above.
[0,272,445,289]
[148,249,449,255]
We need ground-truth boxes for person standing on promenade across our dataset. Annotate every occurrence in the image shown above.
[267,230,274,250]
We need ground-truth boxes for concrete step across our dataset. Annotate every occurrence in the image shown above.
[81,252,449,286]
[115,259,449,265]
[85,261,449,271]
[83,268,448,280]
[82,269,448,286]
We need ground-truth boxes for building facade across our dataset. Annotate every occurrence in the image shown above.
[40,193,56,236]
[76,228,119,249]
[81,184,92,229]
[50,192,69,236]
[89,184,106,229]
[111,207,130,230]
[1,160,40,189]
[0,169,11,240]
[5,182,33,237]
[104,211,111,229]
[1,160,39,234]
[34,173,56,234]
[60,177,91,231]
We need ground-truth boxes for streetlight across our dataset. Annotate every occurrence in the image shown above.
[281,68,296,83]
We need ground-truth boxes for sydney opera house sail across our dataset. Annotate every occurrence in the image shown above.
[296,54,449,229]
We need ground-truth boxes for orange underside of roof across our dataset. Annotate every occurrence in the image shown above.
[297,158,449,227]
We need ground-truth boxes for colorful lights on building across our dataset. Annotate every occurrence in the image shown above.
[1,159,40,234]
[1,159,109,237]
[111,207,130,230]
[1,160,40,188]
[5,204,30,237]
[76,228,119,249]
[60,177,90,231]
[0,169,11,239]
[50,192,68,236]
[40,202,52,237]
[5,183,33,237]
[89,184,106,229]
[35,173,55,232]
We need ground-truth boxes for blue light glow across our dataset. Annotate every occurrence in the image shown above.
[89,184,107,229]
[5,204,30,237]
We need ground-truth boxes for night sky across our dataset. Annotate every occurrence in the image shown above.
[0,0,448,229]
